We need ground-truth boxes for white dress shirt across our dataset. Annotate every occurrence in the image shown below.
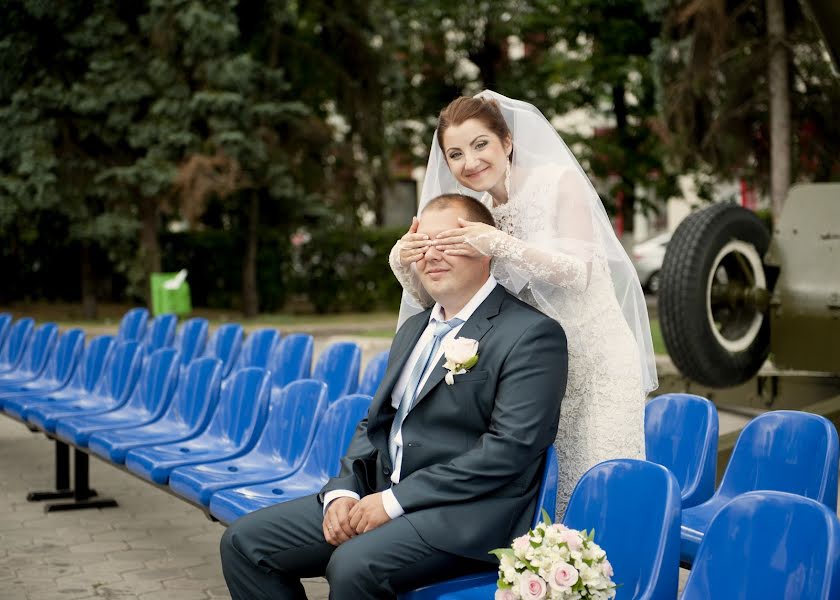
[323,275,498,519]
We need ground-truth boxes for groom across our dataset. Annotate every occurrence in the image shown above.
[220,194,568,599]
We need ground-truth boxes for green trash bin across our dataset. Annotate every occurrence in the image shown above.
[151,270,192,316]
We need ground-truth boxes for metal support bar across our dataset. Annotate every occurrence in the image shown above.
[44,449,118,512]
[26,440,75,501]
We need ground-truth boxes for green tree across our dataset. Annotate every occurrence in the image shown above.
[376,1,678,236]
[526,0,678,236]
[649,0,840,214]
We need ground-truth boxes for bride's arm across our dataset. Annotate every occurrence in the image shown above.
[488,232,591,293]
[439,169,595,293]
[389,241,435,309]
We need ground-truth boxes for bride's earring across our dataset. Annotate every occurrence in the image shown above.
[504,161,512,197]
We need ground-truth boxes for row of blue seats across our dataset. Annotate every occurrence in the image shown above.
[4,309,840,597]
[0,309,389,411]
[407,449,840,600]
[409,398,840,599]
[645,394,839,569]
[0,309,389,522]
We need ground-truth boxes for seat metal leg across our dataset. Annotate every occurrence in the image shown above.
[43,449,118,512]
[26,440,76,501]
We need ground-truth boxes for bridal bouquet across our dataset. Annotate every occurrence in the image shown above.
[490,513,616,600]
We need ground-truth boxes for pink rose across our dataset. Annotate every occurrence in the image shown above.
[548,561,579,592]
[519,573,547,600]
[602,559,614,578]
[442,337,479,365]
[559,530,582,551]
[495,589,517,600]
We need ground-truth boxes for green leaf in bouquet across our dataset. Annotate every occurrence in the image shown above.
[462,354,479,369]
[497,578,513,590]
[489,548,515,560]
[541,508,553,526]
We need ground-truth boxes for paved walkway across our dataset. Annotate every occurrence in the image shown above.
[0,408,332,600]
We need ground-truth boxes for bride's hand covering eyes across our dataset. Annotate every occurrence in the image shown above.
[397,216,432,267]
[432,218,504,257]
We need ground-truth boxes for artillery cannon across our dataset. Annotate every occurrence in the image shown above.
[656,0,840,416]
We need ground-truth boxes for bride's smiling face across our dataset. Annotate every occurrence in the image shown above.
[442,119,512,194]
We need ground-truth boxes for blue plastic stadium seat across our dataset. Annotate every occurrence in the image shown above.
[87,357,222,464]
[204,324,244,379]
[0,317,35,374]
[563,460,681,600]
[234,329,280,370]
[0,322,59,388]
[0,313,14,354]
[312,342,361,402]
[26,341,144,434]
[208,393,372,525]
[358,350,389,397]
[124,367,271,484]
[401,446,559,600]
[173,318,209,367]
[0,329,85,411]
[117,308,149,342]
[680,410,840,566]
[2,335,114,421]
[168,379,329,506]
[268,334,313,389]
[142,314,177,355]
[53,348,180,447]
[645,394,718,508]
[682,491,840,600]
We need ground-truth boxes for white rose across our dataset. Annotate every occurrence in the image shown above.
[442,337,479,364]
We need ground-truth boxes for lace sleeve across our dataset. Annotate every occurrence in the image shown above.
[389,241,435,309]
[489,233,590,293]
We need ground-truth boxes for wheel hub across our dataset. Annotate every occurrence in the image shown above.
[706,240,768,353]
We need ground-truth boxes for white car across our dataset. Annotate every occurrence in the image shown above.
[632,232,671,294]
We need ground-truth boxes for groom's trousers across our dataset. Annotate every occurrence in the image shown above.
[220,494,492,600]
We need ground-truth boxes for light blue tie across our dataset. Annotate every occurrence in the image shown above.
[389,318,464,469]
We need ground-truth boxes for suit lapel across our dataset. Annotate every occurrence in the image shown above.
[411,284,505,407]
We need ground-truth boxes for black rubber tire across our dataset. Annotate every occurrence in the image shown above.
[659,202,771,387]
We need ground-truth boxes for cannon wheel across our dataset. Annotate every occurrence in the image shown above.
[659,202,771,387]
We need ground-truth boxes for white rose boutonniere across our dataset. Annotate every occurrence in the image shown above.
[442,337,479,385]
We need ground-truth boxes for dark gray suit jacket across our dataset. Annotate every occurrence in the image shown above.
[320,284,568,561]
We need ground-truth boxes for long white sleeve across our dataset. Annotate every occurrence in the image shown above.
[388,241,434,309]
[488,233,590,292]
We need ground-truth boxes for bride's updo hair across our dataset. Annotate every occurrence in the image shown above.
[436,96,512,154]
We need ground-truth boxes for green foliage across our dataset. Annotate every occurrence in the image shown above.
[650,0,840,189]
[290,227,406,313]
[157,226,404,313]
[7,0,833,315]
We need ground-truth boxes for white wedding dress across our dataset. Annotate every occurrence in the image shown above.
[389,165,646,516]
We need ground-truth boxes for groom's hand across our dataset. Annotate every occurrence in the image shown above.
[348,492,391,534]
[323,497,359,546]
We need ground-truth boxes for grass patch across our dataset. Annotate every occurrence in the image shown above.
[649,318,666,356]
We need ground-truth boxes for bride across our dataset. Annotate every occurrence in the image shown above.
[388,91,658,515]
